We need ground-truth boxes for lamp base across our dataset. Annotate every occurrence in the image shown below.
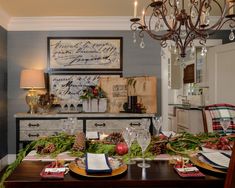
[25,89,39,114]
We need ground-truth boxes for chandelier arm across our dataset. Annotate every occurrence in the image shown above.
[207,18,235,36]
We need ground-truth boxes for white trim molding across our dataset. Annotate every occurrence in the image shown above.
[7,154,16,165]
[0,155,9,171]
[7,16,232,31]
[0,6,10,29]
[8,16,132,31]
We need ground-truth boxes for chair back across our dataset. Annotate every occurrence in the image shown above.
[202,103,235,134]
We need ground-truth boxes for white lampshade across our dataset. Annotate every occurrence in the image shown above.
[20,69,45,89]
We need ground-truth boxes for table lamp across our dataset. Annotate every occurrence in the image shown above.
[20,69,45,114]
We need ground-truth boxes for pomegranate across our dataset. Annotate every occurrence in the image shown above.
[115,142,128,155]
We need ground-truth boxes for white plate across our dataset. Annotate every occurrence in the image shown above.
[201,146,232,156]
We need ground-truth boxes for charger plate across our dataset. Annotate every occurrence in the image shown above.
[190,155,226,174]
[69,158,127,177]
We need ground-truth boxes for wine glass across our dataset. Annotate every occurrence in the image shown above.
[122,127,136,164]
[68,117,77,135]
[152,116,162,136]
[137,129,151,168]
[141,118,150,131]
[220,118,230,135]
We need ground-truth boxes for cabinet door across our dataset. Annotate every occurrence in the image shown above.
[176,109,189,129]
[207,42,235,104]
[169,54,182,89]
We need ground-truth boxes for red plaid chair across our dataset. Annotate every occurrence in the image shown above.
[202,103,235,134]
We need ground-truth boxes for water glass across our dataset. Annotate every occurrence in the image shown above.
[152,116,162,136]
[137,130,151,168]
[122,127,136,164]
[141,118,150,131]
[220,118,230,135]
[68,117,77,135]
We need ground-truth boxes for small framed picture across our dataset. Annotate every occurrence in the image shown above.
[47,37,123,71]
[49,73,121,103]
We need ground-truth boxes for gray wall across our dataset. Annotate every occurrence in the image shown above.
[7,30,161,154]
[0,26,7,159]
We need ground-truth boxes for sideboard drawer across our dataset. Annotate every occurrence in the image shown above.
[19,119,83,130]
[19,120,63,130]
[86,119,147,133]
[19,130,59,141]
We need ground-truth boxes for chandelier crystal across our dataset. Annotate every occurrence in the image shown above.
[130,0,235,57]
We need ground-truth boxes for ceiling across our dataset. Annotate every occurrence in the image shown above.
[0,0,224,17]
[0,0,149,17]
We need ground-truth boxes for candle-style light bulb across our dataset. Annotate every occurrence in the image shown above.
[141,9,145,25]
[134,1,138,18]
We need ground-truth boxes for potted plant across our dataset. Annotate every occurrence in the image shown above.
[80,86,107,112]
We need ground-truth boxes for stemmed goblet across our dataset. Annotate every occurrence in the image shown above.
[137,129,151,168]
[220,118,231,135]
[152,116,162,136]
[122,127,136,165]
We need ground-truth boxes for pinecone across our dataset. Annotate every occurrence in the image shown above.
[73,132,86,151]
[104,132,124,145]
[150,142,167,155]
[41,143,56,154]
[35,145,44,154]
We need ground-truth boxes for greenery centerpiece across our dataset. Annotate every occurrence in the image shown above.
[1,132,234,188]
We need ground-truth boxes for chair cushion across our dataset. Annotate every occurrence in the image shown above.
[205,103,235,134]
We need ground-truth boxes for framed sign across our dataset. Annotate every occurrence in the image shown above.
[47,37,123,71]
[49,73,121,103]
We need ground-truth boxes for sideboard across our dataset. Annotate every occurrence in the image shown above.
[14,113,155,152]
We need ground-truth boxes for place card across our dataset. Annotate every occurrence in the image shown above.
[174,165,205,178]
[86,131,99,140]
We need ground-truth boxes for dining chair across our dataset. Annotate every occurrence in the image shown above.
[202,103,235,134]
[224,142,235,188]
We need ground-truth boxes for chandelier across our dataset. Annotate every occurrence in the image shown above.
[130,0,235,57]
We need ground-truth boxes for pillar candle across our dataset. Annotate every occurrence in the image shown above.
[134,1,138,18]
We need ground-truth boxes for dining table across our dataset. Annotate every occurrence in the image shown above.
[4,160,225,188]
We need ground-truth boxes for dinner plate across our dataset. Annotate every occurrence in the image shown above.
[201,146,232,156]
[197,154,228,170]
[69,157,128,177]
[190,155,226,174]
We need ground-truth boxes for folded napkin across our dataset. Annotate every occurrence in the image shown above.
[40,161,65,179]
[85,153,112,175]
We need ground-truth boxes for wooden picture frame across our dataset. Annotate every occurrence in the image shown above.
[47,37,123,71]
[49,73,121,103]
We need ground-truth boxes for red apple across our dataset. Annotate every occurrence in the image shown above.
[115,142,128,155]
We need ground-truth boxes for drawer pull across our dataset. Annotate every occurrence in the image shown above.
[28,123,40,127]
[129,122,141,127]
[94,123,106,127]
[28,133,39,137]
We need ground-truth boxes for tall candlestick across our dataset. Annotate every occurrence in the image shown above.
[134,1,138,18]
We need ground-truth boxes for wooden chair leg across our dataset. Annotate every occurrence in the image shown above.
[224,143,235,188]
